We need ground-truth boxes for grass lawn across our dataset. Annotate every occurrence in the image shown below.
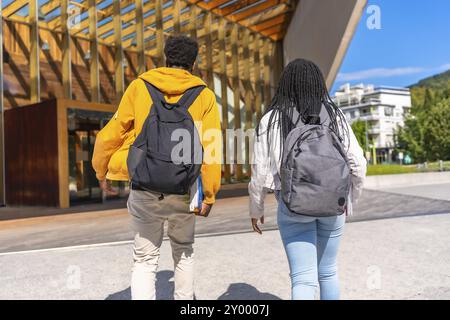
[366,162,449,176]
[367,164,417,176]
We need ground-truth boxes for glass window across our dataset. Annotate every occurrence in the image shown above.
[384,107,393,116]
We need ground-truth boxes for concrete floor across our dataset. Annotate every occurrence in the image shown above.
[1,213,449,300]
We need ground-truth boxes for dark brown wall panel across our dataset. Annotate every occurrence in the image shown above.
[5,100,60,206]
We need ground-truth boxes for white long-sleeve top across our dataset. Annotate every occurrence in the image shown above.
[248,108,367,219]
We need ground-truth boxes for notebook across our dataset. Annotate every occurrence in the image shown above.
[189,175,204,213]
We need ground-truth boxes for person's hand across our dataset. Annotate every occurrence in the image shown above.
[195,203,212,217]
[251,216,265,234]
[99,179,119,196]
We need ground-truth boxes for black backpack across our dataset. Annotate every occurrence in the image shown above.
[127,80,204,195]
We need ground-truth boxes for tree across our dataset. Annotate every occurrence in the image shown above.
[444,80,450,99]
[423,98,450,160]
[351,120,368,150]
[397,116,426,162]
[422,88,435,110]
[397,98,450,162]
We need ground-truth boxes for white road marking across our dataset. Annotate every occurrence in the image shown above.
[0,240,133,256]
[0,228,279,256]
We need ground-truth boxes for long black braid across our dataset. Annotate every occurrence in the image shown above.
[257,58,349,155]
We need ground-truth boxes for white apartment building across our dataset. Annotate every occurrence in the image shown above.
[333,83,412,163]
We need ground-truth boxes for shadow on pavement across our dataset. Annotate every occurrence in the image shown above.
[105,275,281,300]
[105,270,175,300]
[217,283,282,300]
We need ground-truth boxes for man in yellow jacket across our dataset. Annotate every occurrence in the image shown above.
[92,35,222,300]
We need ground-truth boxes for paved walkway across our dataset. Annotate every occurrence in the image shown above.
[1,213,449,300]
[1,187,449,253]
[0,182,449,299]
[381,182,450,201]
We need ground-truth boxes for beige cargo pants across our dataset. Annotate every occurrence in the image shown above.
[127,189,195,300]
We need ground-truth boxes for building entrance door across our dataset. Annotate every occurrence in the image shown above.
[67,108,126,204]
[68,117,102,203]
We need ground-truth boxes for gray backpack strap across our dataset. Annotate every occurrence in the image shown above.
[283,124,318,162]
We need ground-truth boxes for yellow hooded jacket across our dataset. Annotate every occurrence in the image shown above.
[92,67,222,204]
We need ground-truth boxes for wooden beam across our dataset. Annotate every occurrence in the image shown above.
[41,0,61,16]
[204,11,214,90]
[89,0,100,103]
[253,33,263,122]
[3,0,28,17]
[189,4,198,39]
[242,29,252,175]
[239,3,290,27]
[271,32,286,41]
[173,0,182,34]
[61,0,72,99]
[115,1,189,47]
[218,19,231,183]
[97,1,168,40]
[200,0,230,10]
[260,23,284,37]
[216,0,261,17]
[135,0,146,75]
[0,6,5,205]
[56,101,69,208]
[155,0,164,67]
[230,24,242,181]
[263,39,272,112]
[29,0,40,103]
[142,1,281,55]
[233,0,285,22]
[184,0,278,43]
[113,0,124,100]
[253,13,287,32]
[50,0,133,32]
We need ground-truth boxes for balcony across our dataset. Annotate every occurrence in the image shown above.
[359,113,380,121]
[368,126,381,134]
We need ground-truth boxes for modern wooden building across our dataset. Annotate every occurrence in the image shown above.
[0,0,366,208]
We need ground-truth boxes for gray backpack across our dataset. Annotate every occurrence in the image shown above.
[280,114,351,217]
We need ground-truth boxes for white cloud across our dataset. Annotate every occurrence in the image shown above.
[336,63,450,83]
[336,67,425,82]
[437,63,450,71]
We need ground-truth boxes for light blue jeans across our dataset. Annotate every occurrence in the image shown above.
[275,191,345,300]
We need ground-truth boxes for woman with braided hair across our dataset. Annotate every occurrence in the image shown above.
[248,58,367,300]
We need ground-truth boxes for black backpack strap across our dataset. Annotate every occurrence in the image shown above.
[142,80,165,108]
[142,79,204,111]
[177,86,205,110]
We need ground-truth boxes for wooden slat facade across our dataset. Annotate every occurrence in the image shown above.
[0,0,298,203]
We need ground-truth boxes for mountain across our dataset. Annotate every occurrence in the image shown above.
[409,69,450,90]
[408,69,450,108]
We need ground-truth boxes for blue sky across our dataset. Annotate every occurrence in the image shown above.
[3,0,448,92]
[332,0,450,92]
